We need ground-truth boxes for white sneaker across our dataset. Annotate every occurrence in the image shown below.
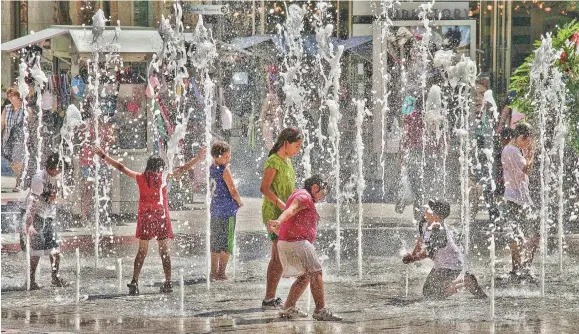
[278,306,308,319]
[312,308,342,321]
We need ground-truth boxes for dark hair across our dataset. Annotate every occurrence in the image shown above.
[304,174,329,200]
[211,141,231,158]
[268,127,303,156]
[45,152,62,171]
[428,199,451,220]
[144,154,165,188]
[514,122,533,139]
[500,127,515,141]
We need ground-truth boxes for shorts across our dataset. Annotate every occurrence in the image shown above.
[210,216,236,253]
[277,240,322,278]
[20,214,61,257]
[422,268,461,299]
[81,166,94,179]
[505,201,539,244]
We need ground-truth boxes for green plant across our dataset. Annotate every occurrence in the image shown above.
[509,20,579,152]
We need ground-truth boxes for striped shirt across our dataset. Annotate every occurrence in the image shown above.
[3,103,24,145]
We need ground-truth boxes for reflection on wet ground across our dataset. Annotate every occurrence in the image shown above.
[2,243,579,333]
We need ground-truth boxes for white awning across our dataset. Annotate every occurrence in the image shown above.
[1,28,69,52]
[69,29,163,54]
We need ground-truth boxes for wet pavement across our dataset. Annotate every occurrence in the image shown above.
[2,198,579,333]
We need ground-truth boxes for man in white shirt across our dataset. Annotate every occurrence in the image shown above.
[20,152,67,289]
[501,122,538,282]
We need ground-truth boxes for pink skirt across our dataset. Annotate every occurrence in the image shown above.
[277,240,322,278]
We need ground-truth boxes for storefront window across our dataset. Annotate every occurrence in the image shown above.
[134,0,149,27]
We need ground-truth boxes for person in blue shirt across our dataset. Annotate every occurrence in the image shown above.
[209,141,243,281]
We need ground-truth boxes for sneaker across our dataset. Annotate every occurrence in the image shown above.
[51,277,69,287]
[262,297,283,310]
[279,306,308,319]
[312,308,342,321]
[160,281,173,293]
[127,281,139,295]
[464,272,487,299]
[518,270,539,285]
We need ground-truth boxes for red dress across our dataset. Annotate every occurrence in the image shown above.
[135,172,174,240]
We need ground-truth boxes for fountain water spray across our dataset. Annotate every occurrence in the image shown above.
[75,248,80,303]
[529,33,568,296]
[189,15,217,289]
[314,4,344,270]
[354,99,371,280]
[117,258,123,293]
[180,268,185,314]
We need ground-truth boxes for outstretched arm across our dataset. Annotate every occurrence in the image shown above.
[267,198,304,235]
[169,146,206,179]
[92,146,138,179]
[222,165,243,207]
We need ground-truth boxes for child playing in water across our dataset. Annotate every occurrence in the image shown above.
[402,199,487,299]
[93,145,205,295]
[209,141,243,281]
[260,127,303,309]
[267,175,342,321]
[20,152,67,289]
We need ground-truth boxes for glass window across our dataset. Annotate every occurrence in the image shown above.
[134,0,149,27]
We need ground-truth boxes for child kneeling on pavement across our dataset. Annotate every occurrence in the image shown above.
[402,199,487,299]
[267,175,342,321]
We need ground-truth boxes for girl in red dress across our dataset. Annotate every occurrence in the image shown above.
[93,146,205,295]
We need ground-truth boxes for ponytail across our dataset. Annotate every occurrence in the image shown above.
[268,127,303,156]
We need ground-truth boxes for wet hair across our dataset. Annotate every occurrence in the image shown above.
[6,86,20,99]
[211,141,231,158]
[268,127,303,157]
[143,154,165,188]
[304,175,330,200]
[45,152,62,171]
[428,199,451,220]
[513,122,533,139]
[500,128,515,141]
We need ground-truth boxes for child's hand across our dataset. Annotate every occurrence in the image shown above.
[267,220,280,235]
[237,200,244,208]
[91,146,106,159]
[402,253,414,264]
[198,146,206,158]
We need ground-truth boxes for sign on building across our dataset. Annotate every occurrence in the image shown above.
[183,4,229,15]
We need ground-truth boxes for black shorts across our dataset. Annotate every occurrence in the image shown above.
[505,201,539,243]
[20,214,60,256]
[422,268,461,299]
[210,216,236,253]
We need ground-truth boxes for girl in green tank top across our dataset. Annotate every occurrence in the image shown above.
[260,127,303,308]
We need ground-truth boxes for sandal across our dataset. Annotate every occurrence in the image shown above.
[160,281,173,293]
[52,277,69,287]
[127,281,139,295]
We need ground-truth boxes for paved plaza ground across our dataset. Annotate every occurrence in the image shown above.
[2,195,579,333]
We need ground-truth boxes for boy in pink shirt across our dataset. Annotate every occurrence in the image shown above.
[267,175,342,321]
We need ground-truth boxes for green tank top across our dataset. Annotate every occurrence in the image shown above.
[261,154,296,224]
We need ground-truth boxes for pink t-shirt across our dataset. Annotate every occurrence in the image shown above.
[278,189,319,244]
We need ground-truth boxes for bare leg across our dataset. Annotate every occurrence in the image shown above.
[218,251,230,279]
[283,274,310,309]
[522,235,540,269]
[264,240,283,300]
[11,162,22,190]
[210,253,220,280]
[510,241,522,273]
[29,256,40,285]
[309,271,326,310]
[49,253,61,280]
[132,240,149,282]
[157,239,171,283]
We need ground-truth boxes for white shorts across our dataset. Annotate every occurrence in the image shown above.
[277,240,322,278]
